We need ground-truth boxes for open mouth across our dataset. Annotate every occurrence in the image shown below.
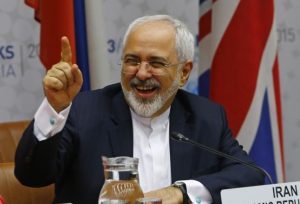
[129,78,160,99]
[134,85,159,98]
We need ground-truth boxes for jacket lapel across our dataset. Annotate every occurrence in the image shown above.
[107,92,134,157]
[169,96,194,182]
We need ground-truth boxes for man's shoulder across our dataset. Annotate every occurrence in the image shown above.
[72,83,124,108]
[77,83,122,98]
[176,89,221,109]
[171,89,226,132]
[68,83,130,122]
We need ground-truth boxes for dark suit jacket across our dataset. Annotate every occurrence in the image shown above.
[15,83,264,204]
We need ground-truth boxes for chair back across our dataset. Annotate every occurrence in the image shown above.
[0,120,30,162]
[0,162,54,204]
[0,120,54,204]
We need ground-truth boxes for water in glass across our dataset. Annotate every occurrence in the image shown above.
[99,156,144,204]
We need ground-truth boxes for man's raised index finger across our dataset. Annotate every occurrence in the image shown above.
[61,36,72,64]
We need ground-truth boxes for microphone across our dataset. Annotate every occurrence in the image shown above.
[170,131,273,184]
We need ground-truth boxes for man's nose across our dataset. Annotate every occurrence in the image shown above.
[135,62,152,80]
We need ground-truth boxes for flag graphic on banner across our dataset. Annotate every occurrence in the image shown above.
[25,0,91,91]
[198,0,285,183]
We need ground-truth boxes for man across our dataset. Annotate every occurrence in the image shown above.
[15,15,264,204]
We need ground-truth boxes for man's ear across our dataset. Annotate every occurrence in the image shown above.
[179,60,193,87]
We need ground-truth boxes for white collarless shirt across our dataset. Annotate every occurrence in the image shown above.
[131,108,171,192]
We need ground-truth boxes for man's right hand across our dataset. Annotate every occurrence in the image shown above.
[43,36,83,113]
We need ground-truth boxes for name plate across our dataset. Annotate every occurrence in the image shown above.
[221,181,300,204]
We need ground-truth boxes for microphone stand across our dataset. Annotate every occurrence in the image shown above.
[171,132,274,184]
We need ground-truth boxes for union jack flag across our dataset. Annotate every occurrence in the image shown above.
[198,0,285,183]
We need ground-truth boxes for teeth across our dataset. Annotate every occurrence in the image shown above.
[136,86,154,91]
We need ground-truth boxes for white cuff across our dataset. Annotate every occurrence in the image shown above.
[34,98,71,141]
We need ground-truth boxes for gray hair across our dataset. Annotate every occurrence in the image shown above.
[122,15,195,62]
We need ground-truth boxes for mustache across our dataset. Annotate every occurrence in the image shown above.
[130,78,160,88]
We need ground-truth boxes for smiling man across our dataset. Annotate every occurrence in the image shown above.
[121,19,192,118]
[15,15,264,204]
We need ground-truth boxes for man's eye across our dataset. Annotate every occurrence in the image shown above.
[149,61,166,68]
[124,58,140,65]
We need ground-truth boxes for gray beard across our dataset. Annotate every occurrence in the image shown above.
[121,73,181,118]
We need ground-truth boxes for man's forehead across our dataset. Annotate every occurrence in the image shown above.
[122,20,177,59]
[126,22,175,44]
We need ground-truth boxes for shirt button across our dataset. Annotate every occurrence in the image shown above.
[196,197,202,203]
[49,117,56,125]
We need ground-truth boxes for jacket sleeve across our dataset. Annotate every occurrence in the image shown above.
[196,106,265,204]
[14,119,76,187]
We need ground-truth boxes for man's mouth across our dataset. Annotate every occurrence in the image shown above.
[136,85,157,92]
[129,78,161,99]
[134,85,158,98]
